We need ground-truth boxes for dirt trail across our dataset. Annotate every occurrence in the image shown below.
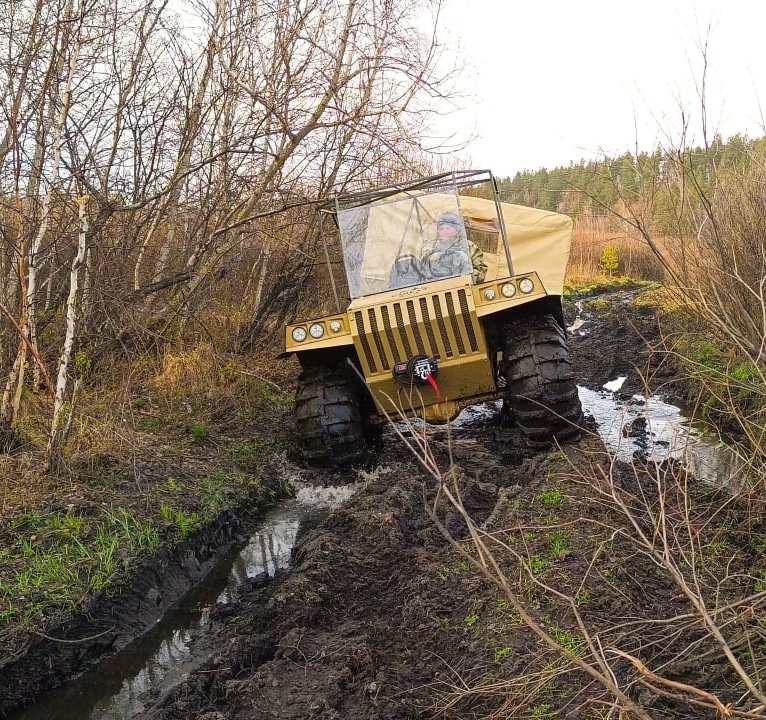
[9,288,762,720]
[136,288,714,720]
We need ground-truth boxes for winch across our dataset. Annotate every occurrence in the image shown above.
[392,355,438,386]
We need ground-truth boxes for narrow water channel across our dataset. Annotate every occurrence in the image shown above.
[11,484,356,720]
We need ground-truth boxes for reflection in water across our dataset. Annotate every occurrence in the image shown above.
[12,485,356,720]
[217,514,300,605]
[11,613,204,720]
[452,400,502,429]
[578,386,744,491]
[685,441,746,494]
[91,628,194,718]
[566,300,588,335]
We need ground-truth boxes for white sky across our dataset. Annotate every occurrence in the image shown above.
[437,0,766,177]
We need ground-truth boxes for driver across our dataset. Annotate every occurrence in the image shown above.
[428,212,487,284]
[389,211,488,289]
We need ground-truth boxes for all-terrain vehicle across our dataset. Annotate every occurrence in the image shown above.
[282,170,583,465]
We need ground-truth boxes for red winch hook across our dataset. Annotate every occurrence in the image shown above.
[424,372,442,402]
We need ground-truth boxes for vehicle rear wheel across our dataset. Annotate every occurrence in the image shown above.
[502,314,583,448]
[295,362,367,466]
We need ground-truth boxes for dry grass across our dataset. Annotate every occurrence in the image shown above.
[568,215,666,284]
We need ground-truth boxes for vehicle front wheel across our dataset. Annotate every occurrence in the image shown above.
[502,314,583,448]
[294,362,367,467]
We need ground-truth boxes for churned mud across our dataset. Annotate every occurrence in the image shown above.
[7,287,765,720]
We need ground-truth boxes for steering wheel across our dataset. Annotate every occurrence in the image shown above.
[423,249,472,279]
[389,254,424,288]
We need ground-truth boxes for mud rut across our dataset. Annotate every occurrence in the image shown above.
[6,290,739,720]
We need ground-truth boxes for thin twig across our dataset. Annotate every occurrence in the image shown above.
[0,302,55,399]
[32,626,115,644]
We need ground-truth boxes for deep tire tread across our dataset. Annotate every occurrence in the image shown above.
[503,314,583,447]
[295,363,366,466]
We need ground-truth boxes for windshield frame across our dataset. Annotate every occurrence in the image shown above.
[318,170,512,307]
[338,187,477,299]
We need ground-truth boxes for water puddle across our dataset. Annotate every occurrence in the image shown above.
[564,291,744,489]
[390,400,501,436]
[578,386,745,491]
[567,299,589,335]
[12,483,357,720]
[452,400,502,428]
[393,386,744,493]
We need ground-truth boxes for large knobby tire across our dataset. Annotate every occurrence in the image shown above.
[295,363,367,467]
[503,314,583,448]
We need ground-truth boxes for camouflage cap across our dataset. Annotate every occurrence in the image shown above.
[437,212,462,228]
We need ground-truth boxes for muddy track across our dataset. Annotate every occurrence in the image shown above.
[0,512,242,716]
[10,288,756,720]
[134,288,680,720]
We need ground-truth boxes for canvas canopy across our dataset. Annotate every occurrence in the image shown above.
[337,191,572,299]
[460,195,573,295]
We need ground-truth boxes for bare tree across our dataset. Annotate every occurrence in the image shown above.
[0,0,456,465]
[47,195,90,471]
[1,0,83,424]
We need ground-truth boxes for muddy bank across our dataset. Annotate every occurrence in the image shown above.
[0,351,297,717]
[0,511,246,715]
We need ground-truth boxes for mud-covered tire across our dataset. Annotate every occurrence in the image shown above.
[503,314,583,448]
[295,363,366,467]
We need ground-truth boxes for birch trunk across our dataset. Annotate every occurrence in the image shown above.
[251,243,271,325]
[22,1,79,393]
[0,346,26,424]
[46,195,89,472]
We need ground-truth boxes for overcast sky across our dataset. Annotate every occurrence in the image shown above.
[436,0,766,177]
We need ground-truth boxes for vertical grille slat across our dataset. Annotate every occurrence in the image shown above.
[445,293,466,355]
[406,300,426,354]
[393,303,413,358]
[355,310,377,373]
[419,297,440,357]
[431,295,453,357]
[367,308,390,370]
[458,289,479,352]
[380,305,400,362]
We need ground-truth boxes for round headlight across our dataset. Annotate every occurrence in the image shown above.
[500,282,516,298]
[483,288,496,301]
[292,326,307,342]
[519,278,535,294]
[329,320,342,333]
[309,323,325,338]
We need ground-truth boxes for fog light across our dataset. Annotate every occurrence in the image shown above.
[519,278,534,293]
[329,320,342,332]
[292,326,307,342]
[309,323,325,338]
[500,282,516,298]
[483,288,496,301]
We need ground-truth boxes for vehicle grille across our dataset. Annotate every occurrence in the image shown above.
[354,288,481,374]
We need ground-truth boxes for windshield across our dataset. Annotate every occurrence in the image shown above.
[338,188,472,299]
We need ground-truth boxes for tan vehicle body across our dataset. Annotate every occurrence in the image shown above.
[284,195,573,422]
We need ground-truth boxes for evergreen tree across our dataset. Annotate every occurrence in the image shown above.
[496,133,766,228]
